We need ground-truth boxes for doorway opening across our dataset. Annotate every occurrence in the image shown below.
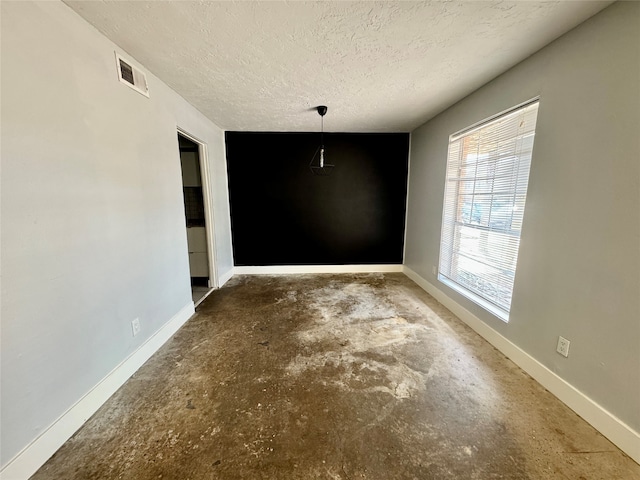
[178,132,216,307]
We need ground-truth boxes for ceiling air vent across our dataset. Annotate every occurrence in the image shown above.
[115,52,149,97]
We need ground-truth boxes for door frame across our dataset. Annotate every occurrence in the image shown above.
[177,127,219,289]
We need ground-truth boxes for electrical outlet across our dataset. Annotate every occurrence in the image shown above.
[432,265,437,276]
[556,336,570,357]
[131,318,141,337]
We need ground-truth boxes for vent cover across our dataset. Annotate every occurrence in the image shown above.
[115,52,149,97]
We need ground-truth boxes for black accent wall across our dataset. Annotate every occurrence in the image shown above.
[225,132,409,266]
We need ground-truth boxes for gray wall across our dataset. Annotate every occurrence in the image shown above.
[405,1,639,433]
[1,0,233,466]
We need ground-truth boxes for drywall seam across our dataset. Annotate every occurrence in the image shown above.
[402,266,640,465]
[234,265,404,275]
[0,303,196,480]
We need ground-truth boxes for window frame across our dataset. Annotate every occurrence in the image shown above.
[437,98,540,322]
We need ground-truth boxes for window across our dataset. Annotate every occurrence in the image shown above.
[438,100,539,321]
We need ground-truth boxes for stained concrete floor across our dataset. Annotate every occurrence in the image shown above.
[32,274,639,479]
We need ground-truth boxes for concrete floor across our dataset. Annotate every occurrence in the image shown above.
[32,274,639,479]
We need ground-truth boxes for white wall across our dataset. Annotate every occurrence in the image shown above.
[405,0,639,441]
[0,0,233,469]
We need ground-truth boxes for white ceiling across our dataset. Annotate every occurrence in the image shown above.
[64,1,611,132]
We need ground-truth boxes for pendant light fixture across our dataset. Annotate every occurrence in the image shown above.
[309,105,334,176]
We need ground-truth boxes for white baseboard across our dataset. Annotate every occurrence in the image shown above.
[402,266,640,465]
[0,302,196,480]
[6,268,637,478]
[234,264,403,275]
[217,268,234,287]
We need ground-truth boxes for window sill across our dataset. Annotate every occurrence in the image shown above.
[437,274,510,323]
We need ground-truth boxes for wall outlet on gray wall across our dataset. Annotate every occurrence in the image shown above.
[557,336,570,357]
[131,318,141,337]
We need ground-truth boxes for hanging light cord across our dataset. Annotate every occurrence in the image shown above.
[320,115,325,168]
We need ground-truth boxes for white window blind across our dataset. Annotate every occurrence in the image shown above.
[438,100,539,321]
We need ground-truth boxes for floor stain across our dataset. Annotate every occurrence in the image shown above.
[30,274,640,480]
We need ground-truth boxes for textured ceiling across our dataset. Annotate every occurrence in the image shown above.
[63,1,611,132]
